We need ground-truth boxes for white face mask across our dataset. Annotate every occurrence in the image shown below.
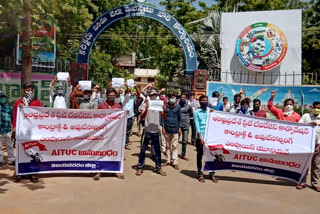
[115,97,121,103]
[283,105,294,116]
[169,98,176,104]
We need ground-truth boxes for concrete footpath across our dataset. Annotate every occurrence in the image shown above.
[0,128,319,214]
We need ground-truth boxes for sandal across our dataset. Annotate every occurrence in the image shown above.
[156,169,167,176]
[311,185,320,192]
[13,175,22,183]
[182,156,190,161]
[115,173,125,179]
[198,175,205,183]
[296,184,307,190]
[162,162,170,167]
[136,169,143,176]
[93,173,101,180]
[30,175,39,183]
[210,175,219,183]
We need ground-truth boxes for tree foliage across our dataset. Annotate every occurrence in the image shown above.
[0,0,319,86]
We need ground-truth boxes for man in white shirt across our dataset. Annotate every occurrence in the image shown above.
[222,96,230,112]
[227,93,241,113]
[297,101,320,192]
[136,88,166,176]
[122,83,140,150]
[188,90,200,146]
[49,76,72,109]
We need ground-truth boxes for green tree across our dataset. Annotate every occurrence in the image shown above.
[302,0,320,75]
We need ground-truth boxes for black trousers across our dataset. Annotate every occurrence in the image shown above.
[196,137,215,176]
[196,138,203,175]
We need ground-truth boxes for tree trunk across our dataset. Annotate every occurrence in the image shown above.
[21,0,32,87]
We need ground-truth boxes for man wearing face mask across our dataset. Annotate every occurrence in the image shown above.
[49,76,72,109]
[136,88,167,176]
[236,98,253,116]
[252,99,267,118]
[12,83,41,182]
[268,91,300,122]
[161,91,181,170]
[193,95,217,183]
[114,88,123,106]
[0,92,15,167]
[122,83,140,150]
[96,87,124,180]
[188,91,200,146]
[70,84,98,109]
[98,88,122,110]
[228,94,242,113]
[179,92,193,161]
[90,85,103,106]
[297,101,320,192]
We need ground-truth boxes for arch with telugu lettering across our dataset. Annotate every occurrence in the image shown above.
[76,4,197,74]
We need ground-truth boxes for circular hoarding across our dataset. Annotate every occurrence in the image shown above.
[235,22,287,72]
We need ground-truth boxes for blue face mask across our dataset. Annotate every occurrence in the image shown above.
[131,95,136,99]
[83,94,89,100]
[240,106,248,113]
[200,102,208,108]
[0,97,6,104]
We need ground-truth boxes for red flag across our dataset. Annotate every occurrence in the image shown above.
[22,141,47,151]
[208,144,230,154]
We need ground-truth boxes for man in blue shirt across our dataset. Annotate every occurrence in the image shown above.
[194,95,217,183]
[161,91,181,170]
[0,92,15,167]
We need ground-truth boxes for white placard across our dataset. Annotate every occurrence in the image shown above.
[112,78,125,88]
[79,81,92,91]
[209,97,218,106]
[127,79,135,88]
[149,100,164,112]
[57,72,69,81]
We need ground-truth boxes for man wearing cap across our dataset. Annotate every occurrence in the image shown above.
[0,92,15,167]
[49,75,72,109]
[136,88,166,176]
[12,83,42,182]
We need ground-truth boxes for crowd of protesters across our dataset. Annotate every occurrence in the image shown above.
[0,76,319,192]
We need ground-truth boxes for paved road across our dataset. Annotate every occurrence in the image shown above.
[0,129,319,214]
